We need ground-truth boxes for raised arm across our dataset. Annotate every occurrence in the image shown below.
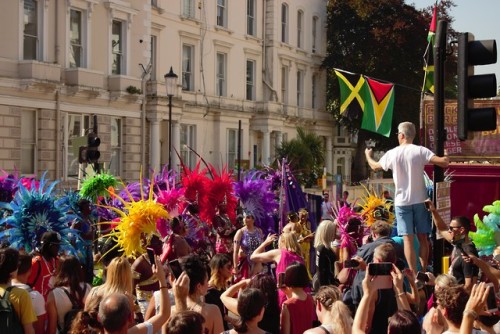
[233,229,242,275]
[430,155,449,169]
[220,279,250,316]
[365,148,383,171]
[250,234,280,263]
[426,200,453,243]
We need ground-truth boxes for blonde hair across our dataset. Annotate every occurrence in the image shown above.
[435,274,458,290]
[279,232,302,257]
[97,257,133,298]
[314,286,352,334]
[314,220,336,249]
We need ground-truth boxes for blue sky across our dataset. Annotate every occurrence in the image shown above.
[407,0,500,77]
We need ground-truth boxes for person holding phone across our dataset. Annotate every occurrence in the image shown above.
[427,200,479,292]
[311,220,337,292]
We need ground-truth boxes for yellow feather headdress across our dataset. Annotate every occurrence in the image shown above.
[359,186,394,226]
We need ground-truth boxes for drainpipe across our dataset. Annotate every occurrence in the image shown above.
[141,75,147,173]
[262,0,277,101]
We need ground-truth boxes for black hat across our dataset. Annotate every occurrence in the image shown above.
[40,231,62,245]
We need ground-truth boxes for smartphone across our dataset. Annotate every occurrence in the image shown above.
[486,283,498,313]
[168,259,182,279]
[368,262,392,276]
[416,271,429,283]
[277,272,286,288]
[424,200,431,210]
[146,247,156,264]
[344,259,360,268]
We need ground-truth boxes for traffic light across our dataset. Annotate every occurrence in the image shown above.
[457,33,497,141]
[86,132,101,163]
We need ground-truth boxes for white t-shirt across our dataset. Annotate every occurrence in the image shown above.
[53,283,91,330]
[12,282,46,317]
[378,144,434,206]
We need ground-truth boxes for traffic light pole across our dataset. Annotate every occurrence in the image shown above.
[432,20,447,275]
[92,114,100,174]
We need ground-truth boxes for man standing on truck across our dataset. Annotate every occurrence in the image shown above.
[364,121,449,274]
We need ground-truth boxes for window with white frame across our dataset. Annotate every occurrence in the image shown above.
[21,110,37,175]
[183,0,195,18]
[281,3,288,43]
[217,0,227,28]
[247,0,256,36]
[312,74,317,109]
[281,65,288,104]
[246,60,255,101]
[23,0,39,60]
[227,129,237,170]
[69,9,84,68]
[297,70,304,107]
[297,10,304,48]
[67,114,90,178]
[111,20,124,75]
[180,124,196,170]
[312,16,318,53]
[216,52,227,96]
[182,44,194,91]
[109,117,122,176]
[150,35,157,81]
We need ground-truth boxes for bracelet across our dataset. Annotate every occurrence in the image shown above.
[159,286,169,290]
[463,309,478,319]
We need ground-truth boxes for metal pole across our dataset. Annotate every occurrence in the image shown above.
[168,95,173,169]
[432,20,447,275]
[237,120,242,181]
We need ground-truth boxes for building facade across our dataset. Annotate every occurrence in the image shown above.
[0,0,351,187]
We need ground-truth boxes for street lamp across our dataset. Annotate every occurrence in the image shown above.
[164,66,178,170]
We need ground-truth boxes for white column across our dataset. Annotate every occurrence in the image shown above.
[262,130,271,165]
[172,121,181,172]
[326,136,333,176]
[150,119,161,173]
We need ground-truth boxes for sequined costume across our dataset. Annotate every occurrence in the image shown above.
[238,228,263,278]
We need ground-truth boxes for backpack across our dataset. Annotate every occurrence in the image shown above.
[0,286,24,334]
[59,286,86,334]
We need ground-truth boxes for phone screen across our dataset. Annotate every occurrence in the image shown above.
[368,262,392,276]
[146,247,156,264]
[416,271,429,282]
[277,272,285,288]
[168,259,182,279]
[486,283,498,312]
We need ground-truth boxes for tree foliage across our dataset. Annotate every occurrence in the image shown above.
[324,0,456,181]
[275,128,325,187]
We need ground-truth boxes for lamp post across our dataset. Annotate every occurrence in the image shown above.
[164,67,178,170]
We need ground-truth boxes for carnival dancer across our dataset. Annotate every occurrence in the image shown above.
[233,211,264,280]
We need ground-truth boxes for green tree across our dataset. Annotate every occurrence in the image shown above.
[324,0,456,181]
[276,128,325,187]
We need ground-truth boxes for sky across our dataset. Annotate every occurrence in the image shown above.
[407,0,500,77]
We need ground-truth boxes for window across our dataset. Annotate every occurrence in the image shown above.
[281,66,288,104]
[247,0,256,36]
[312,16,318,53]
[297,10,303,48]
[183,0,195,18]
[151,0,158,7]
[150,36,157,81]
[111,20,124,74]
[21,110,37,175]
[312,74,317,109]
[67,114,90,178]
[180,124,196,170]
[69,9,83,68]
[109,117,122,176]
[281,3,288,43]
[227,129,238,170]
[297,70,304,107]
[216,52,226,96]
[182,44,194,91]
[217,0,227,28]
[246,60,255,100]
[23,0,39,60]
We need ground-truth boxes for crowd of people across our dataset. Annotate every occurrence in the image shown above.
[0,121,499,334]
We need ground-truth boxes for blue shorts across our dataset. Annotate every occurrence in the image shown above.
[395,203,431,235]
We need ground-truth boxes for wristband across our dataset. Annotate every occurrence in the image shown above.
[160,286,169,290]
[463,309,478,319]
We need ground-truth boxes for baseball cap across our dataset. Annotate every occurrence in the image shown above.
[40,231,62,245]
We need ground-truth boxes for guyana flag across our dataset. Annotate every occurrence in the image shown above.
[423,5,437,94]
[334,69,365,120]
[360,77,395,137]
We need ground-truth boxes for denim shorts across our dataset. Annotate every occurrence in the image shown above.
[395,202,431,235]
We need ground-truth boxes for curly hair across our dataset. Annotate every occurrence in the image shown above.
[434,285,469,327]
[181,254,208,294]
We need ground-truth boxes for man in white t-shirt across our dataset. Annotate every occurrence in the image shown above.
[365,121,449,274]
[12,253,46,334]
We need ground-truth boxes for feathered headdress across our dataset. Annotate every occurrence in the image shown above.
[0,172,81,255]
[203,164,237,225]
[179,161,209,218]
[155,169,184,238]
[469,200,500,256]
[334,203,362,256]
[79,172,118,202]
[102,174,169,257]
[234,170,278,233]
[359,187,394,226]
[0,170,39,203]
